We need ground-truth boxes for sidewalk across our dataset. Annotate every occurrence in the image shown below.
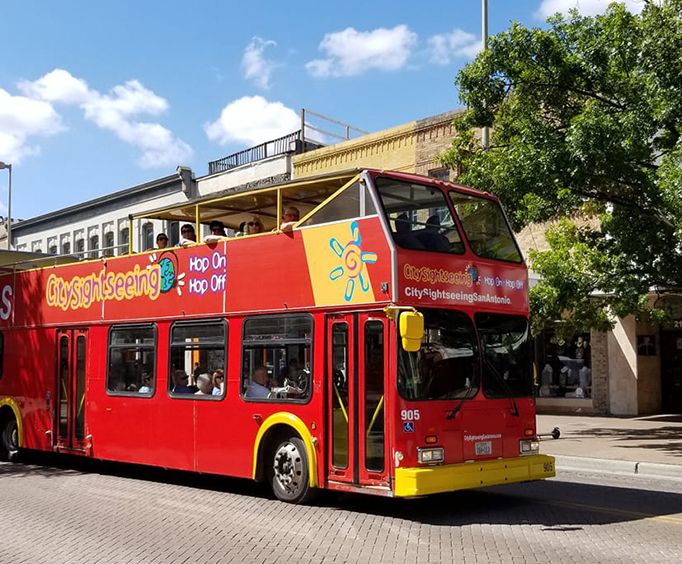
[536,414,682,480]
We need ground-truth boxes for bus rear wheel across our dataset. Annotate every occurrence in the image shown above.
[269,436,314,504]
[0,417,19,462]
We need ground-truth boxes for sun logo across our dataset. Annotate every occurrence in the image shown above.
[328,221,378,302]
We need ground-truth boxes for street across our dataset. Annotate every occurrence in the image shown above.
[1,454,681,563]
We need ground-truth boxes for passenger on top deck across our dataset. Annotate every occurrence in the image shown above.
[244,216,264,235]
[279,207,300,231]
[179,224,196,247]
[392,213,423,249]
[415,215,450,252]
[156,233,169,249]
[204,220,227,242]
[209,220,227,237]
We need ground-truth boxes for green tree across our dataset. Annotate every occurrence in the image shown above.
[442,0,682,337]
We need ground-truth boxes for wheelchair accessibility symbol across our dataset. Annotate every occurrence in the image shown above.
[403,421,415,433]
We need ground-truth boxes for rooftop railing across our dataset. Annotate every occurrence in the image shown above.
[208,131,312,175]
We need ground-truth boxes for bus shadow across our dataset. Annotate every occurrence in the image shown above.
[321,479,682,528]
[3,450,269,499]
[7,451,682,529]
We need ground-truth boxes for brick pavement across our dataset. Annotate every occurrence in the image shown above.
[1,456,681,563]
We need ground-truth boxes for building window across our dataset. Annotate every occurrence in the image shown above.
[536,326,592,399]
[89,235,99,259]
[241,315,312,402]
[119,227,129,255]
[169,222,179,246]
[49,245,58,255]
[76,239,85,258]
[107,324,156,395]
[62,241,71,255]
[103,232,115,257]
[142,222,154,251]
[428,167,450,181]
[169,320,226,398]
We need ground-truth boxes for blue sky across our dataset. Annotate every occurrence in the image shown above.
[0,0,642,219]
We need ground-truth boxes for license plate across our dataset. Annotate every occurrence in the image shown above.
[475,441,492,456]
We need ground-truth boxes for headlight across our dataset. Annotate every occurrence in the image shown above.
[519,439,539,455]
[417,447,444,464]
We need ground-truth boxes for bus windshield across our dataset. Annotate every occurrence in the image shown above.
[375,177,465,254]
[398,309,478,400]
[448,192,522,262]
[476,313,533,398]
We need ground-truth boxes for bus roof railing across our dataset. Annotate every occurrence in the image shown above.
[129,170,365,251]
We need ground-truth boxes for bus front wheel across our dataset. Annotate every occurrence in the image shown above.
[0,417,19,462]
[269,436,314,503]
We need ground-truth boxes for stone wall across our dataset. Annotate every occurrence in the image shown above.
[414,111,460,178]
[590,330,609,414]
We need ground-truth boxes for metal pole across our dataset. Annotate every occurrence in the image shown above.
[6,164,11,250]
[481,0,489,149]
[300,108,306,151]
[0,162,11,250]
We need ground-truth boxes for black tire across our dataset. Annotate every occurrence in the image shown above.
[0,417,19,462]
[268,436,315,504]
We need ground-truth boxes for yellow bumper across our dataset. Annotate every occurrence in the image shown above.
[394,454,555,497]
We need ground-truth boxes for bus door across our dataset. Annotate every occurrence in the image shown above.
[327,313,388,488]
[55,329,89,453]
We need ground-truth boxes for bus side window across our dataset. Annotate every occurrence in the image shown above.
[168,320,227,399]
[241,315,312,402]
[107,325,156,396]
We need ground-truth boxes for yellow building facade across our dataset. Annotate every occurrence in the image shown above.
[293,111,461,179]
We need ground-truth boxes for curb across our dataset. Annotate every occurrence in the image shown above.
[553,455,682,481]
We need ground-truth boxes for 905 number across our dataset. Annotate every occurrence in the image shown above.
[400,409,420,421]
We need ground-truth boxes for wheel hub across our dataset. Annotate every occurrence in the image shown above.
[273,442,303,494]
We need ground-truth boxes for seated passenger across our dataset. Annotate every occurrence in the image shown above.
[245,366,270,398]
[156,233,169,249]
[179,224,197,247]
[171,370,193,393]
[235,221,247,237]
[138,371,153,393]
[280,206,300,231]
[205,220,227,242]
[415,215,450,252]
[212,369,225,396]
[244,216,264,235]
[195,373,213,395]
[393,213,422,249]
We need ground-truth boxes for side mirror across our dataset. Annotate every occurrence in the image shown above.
[399,311,424,352]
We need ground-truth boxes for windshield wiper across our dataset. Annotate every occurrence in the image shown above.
[484,359,519,416]
[446,398,466,420]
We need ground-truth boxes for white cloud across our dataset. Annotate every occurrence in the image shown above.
[428,29,482,64]
[205,95,299,146]
[18,68,90,104]
[306,25,418,77]
[14,69,191,168]
[0,88,63,163]
[536,0,645,18]
[242,37,278,89]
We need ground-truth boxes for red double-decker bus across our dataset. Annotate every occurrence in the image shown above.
[0,169,554,503]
